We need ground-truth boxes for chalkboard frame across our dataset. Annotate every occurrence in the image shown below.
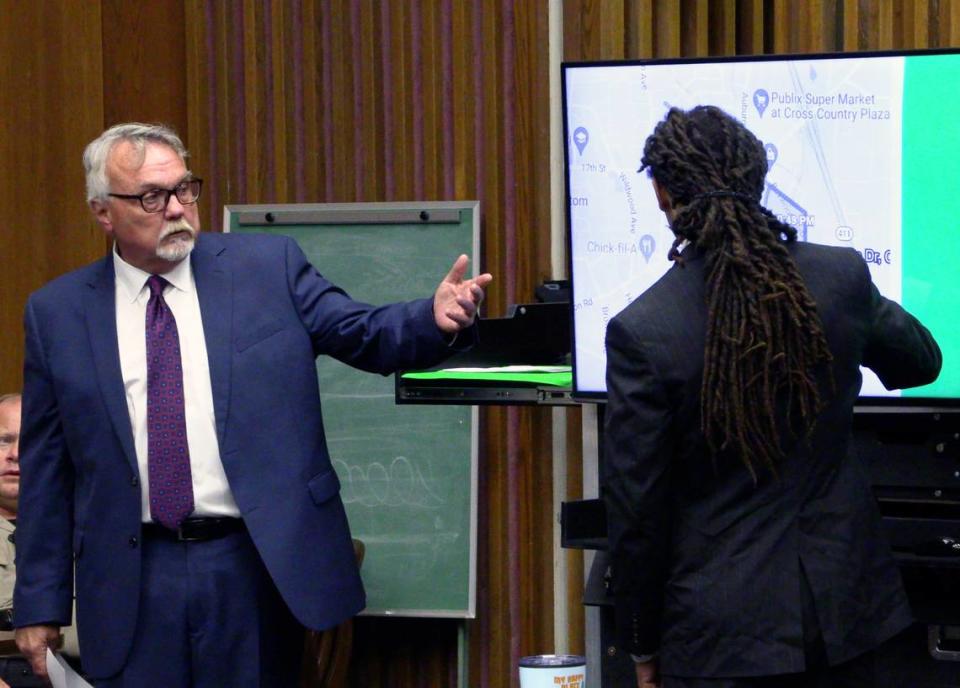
[223,201,479,618]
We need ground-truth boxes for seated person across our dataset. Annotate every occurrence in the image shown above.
[0,394,78,687]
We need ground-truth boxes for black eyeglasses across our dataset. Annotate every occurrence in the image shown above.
[108,178,203,213]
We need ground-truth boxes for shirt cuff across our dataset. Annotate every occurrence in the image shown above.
[630,653,657,664]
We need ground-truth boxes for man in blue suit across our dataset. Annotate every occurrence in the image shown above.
[13,123,492,687]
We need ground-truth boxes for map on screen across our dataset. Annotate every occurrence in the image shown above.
[564,52,960,401]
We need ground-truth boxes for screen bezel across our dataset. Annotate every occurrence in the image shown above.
[562,47,960,409]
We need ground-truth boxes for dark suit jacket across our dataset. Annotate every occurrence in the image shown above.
[13,232,460,679]
[603,241,942,678]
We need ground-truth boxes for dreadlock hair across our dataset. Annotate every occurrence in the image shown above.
[640,105,833,480]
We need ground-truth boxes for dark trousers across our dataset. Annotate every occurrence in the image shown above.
[94,528,304,688]
[0,656,46,688]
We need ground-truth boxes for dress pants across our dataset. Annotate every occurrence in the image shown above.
[0,656,46,687]
[95,527,303,688]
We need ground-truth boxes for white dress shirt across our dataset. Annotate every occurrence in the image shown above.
[113,247,240,521]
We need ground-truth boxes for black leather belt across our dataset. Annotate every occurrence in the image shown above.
[142,517,246,542]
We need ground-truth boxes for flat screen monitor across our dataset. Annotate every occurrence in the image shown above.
[563,49,960,408]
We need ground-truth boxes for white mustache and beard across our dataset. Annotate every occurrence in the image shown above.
[156,219,197,263]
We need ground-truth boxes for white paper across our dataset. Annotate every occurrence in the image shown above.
[46,648,92,688]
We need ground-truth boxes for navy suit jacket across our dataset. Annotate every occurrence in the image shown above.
[604,242,942,678]
[14,232,458,678]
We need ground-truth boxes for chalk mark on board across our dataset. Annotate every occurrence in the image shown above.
[334,456,449,508]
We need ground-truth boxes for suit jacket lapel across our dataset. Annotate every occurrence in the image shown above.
[84,254,138,472]
[192,236,233,448]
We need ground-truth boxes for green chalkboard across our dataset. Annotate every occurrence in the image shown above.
[225,202,477,617]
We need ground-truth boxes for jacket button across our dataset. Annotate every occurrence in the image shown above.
[129,536,138,548]
[131,476,139,487]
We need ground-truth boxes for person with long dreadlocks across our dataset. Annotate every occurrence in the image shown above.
[603,105,942,688]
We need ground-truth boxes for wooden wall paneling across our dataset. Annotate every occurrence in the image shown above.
[474,398,503,688]
[409,1,427,201]
[654,1,682,56]
[562,0,625,61]
[267,0,290,202]
[184,1,215,232]
[736,0,764,54]
[877,0,896,48]
[862,0,878,50]
[934,0,960,45]
[451,0,478,200]
[513,0,558,667]
[100,0,188,134]
[801,1,812,52]
[262,0,283,201]
[601,0,627,58]
[518,406,558,649]
[354,0,385,201]
[477,2,515,683]
[329,0,354,201]
[299,0,319,203]
[207,0,235,230]
[0,0,106,392]
[479,0,506,313]
[419,1,442,200]
[791,0,809,52]
[478,40,503,688]
[892,0,905,47]
[709,0,738,55]
[627,0,655,58]
[351,618,459,686]
[821,0,841,52]
[681,0,710,56]
[563,0,603,60]
[563,409,586,655]
[928,0,940,46]
[476,406,510,688]
[348,0,366,201]
[222,1,247,212]
[469,3,497,685]
[513,3,552,299]
[438,0,456,201]
[388,1,415,201]
[222,0,244,222]
[530,4,556,285]
[803,0,829,52]
[404,0,422,202]
[842,0,861,49]
[903,0,930,47]
[318,0,339,201]
[316,0,334,202]
[240,0,262,202]
[769,0,792,53]
[563,0,585,60]
[500,3,524,684]
[284,0,306,203]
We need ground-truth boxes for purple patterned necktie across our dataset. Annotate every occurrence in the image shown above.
[146,275,194,529]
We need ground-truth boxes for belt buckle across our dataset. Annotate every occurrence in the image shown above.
[174,520,204,542]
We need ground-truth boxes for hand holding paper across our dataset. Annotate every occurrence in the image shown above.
[46,648,92,688]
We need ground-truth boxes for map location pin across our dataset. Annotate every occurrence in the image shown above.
[639,234,655,263]
[573,127,589,155]
[753,89,769,117]
[765,143,778,169]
